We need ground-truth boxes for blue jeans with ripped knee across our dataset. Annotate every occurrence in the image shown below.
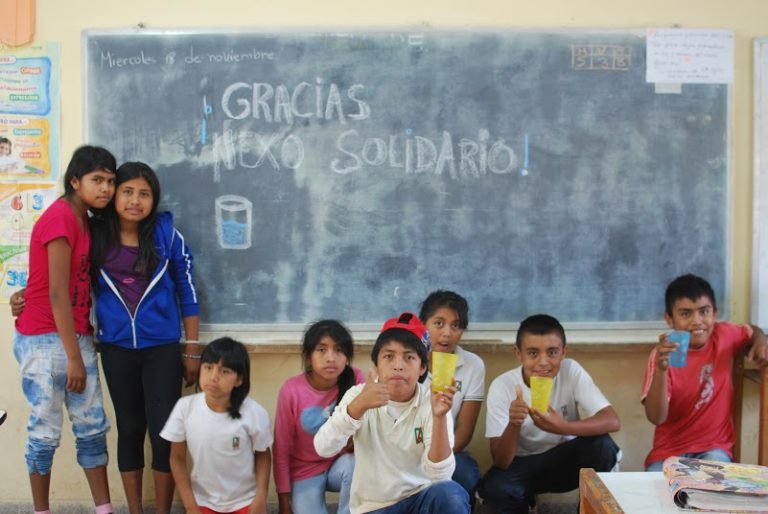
[14,331,110,475]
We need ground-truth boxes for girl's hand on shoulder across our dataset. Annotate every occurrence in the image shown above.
[431,383,456,418]
[10,288,25,317]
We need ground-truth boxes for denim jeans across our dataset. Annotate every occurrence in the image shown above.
[14,331,110,474]
[367,481,470,514]
[645,447,731,472]
[292,452,354,514]
[453,451,481,503]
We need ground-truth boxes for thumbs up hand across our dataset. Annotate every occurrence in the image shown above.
[508,384,529,427]
[348,368,390,419]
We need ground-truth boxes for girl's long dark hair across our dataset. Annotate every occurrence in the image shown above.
[200,337,251,419]
[302,320,356,405]
[90,162,161,285]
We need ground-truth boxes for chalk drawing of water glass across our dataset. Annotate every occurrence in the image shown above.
[215,195,252,250]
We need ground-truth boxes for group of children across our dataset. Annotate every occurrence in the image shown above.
[9,145,768,514]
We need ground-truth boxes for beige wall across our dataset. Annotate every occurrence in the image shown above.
[1,0,766,507]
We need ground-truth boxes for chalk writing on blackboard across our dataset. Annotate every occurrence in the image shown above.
[571,45,632,71]
[84,30,729,325]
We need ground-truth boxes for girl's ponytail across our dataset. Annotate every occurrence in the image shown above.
[335,364,356,406]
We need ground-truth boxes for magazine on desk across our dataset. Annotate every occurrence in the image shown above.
[663,456,768,512]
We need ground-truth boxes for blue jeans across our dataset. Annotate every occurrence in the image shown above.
[645,448,731,471]
[367,481,470,514]
[453,451,481,502]
[292,452,354,514]
[14,331,110,475]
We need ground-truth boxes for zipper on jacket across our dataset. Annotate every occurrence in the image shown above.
[100,258,169,349]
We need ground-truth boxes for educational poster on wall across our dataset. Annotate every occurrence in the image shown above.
[0,182,58,301]
[0,42,60,303]
[0,43,60,181]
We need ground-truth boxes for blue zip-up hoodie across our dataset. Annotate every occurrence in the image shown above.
[94,211,200,349]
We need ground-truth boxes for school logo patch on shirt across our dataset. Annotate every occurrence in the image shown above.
[232,436,240,449]
[414,427,424,444]
[455,380,463,391]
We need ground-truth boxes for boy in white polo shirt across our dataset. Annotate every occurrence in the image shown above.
[480,314,621,514]
[314,312,470,514]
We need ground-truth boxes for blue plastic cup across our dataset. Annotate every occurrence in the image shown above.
[667,330,691,368]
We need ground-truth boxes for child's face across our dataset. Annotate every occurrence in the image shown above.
[308,335,349,385]
[424,306,464,354]
[70,169,116,210]
[199,359,242,402]
[375,340,426,402]
[114,176,154,223]
[664,295,717,349]
[515,332,566,386]
[0,142,10,156]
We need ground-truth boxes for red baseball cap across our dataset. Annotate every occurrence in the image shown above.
[380,312,430,350]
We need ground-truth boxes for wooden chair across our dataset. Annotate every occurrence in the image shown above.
[732,351,768,465]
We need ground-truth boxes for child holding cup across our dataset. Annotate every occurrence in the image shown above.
[313,312,470,513]
[641,274,768,471]
[480,314,621,514]
[419,290,485,503]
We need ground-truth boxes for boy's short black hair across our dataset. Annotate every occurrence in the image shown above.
[515,314,566,348]
[664,274,717,316]
[418,289,470,329]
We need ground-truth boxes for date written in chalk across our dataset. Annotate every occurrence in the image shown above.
[99,48,275,68]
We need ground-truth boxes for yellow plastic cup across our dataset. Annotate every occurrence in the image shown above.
[431,351,459,393]
[530,376,554,413]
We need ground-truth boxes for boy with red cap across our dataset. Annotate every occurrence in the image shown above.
[314,312,470,513]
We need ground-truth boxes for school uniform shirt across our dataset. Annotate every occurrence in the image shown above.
[160,393,273,513]
[423,346,486,423]
[314,382,455,514]
[641,321,751,467]
[485,359,611,457]
[273,368,365,494]
[16,198,92,335]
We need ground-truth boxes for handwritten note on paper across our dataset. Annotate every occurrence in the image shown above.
[646,28,734,84]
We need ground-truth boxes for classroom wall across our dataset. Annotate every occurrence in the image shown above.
[0,0,766,508]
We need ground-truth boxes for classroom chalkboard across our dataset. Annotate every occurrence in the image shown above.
[83,28,729,326]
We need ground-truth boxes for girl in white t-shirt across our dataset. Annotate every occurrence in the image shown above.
[161,337,273,514]
[419,290,485,505]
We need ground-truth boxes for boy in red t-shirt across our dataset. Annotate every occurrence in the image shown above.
[641,274,768,471]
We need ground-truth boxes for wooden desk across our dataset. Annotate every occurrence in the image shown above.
[579,469,735,514]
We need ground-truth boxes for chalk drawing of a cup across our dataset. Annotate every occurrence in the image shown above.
[215,195,252,250]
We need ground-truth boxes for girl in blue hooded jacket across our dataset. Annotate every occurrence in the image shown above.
[90,161,200,514]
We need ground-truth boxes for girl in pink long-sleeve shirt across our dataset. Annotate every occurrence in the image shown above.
[273,320,364,514]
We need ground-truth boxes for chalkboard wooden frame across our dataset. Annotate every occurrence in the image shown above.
[82,27,732,342]
[753,37,768,329]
